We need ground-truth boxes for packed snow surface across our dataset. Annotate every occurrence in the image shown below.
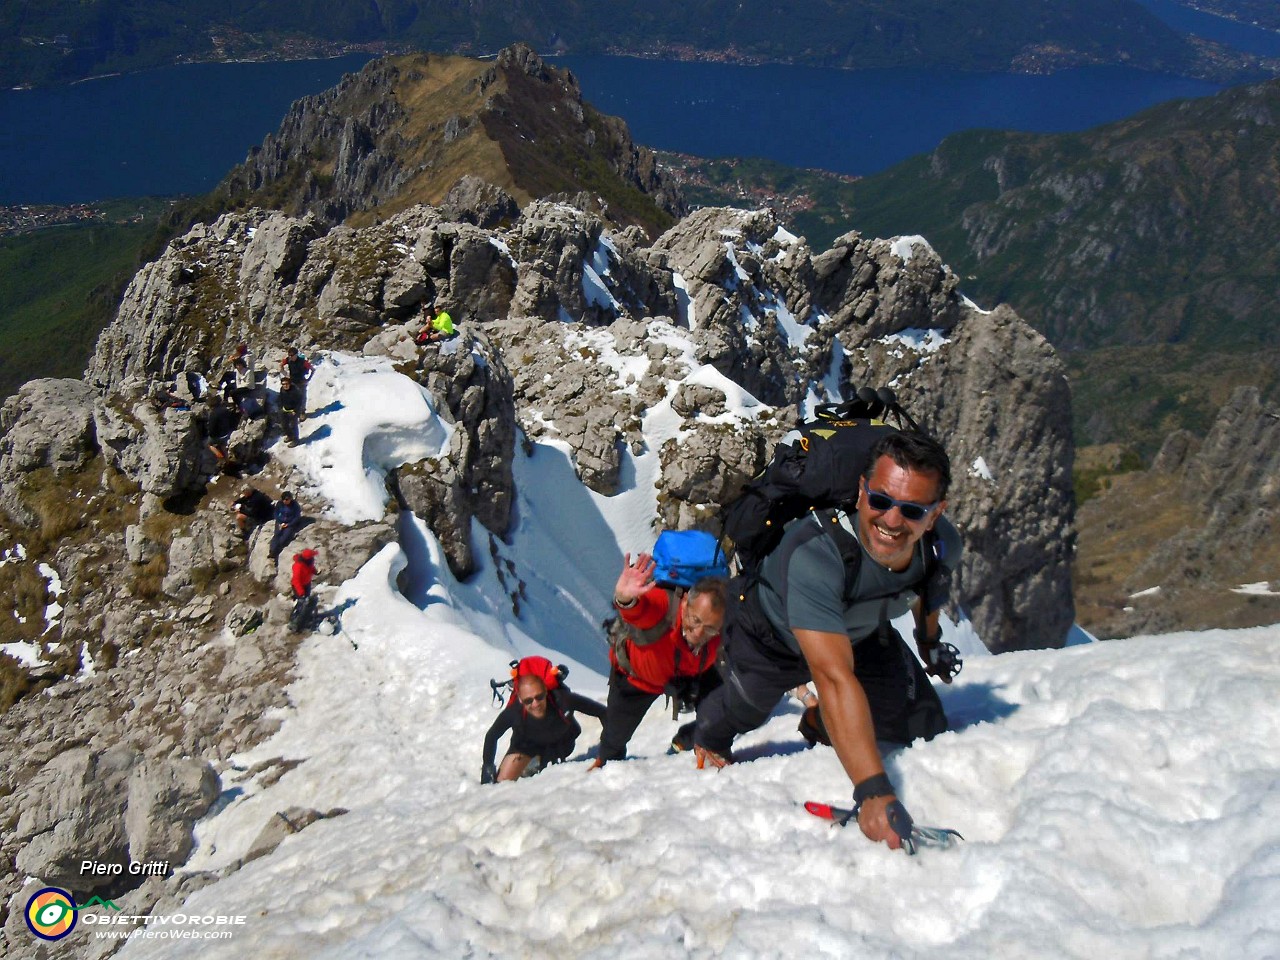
[118,357,1280,960]
[1233,581,1280,596]
[890,235,935,263]
[969,457,994,482]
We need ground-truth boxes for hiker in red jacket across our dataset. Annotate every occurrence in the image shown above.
[289,549,318,632]
[591,553,726,767]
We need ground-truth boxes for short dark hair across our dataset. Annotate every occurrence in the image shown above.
[864,431,952,500]
[688,577,727,613]
[281,490,294,501]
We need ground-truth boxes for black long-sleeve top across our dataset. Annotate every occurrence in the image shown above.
[481,690,606,767]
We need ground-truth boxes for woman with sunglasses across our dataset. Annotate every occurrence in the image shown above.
[481,675,606,783]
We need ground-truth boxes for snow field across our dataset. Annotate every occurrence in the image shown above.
[117,355,1280,960]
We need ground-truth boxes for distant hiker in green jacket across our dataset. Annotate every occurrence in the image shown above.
[416,305,456,344]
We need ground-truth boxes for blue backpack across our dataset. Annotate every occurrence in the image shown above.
[651,530,729,589]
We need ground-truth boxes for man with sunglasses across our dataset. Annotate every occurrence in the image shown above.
[591,557,727,767]
[694,431,962,850]
[481,675,606,783]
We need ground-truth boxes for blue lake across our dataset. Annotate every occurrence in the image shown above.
[558,57,1222,176]
[0,42,1254,204]
[1,54,378,204]
[1132,0,1280,58]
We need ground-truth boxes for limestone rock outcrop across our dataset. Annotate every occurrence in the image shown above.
[0,187,1081,958]
[13,747,217,889]
[76,198,1075,649]
[0,379,99,525]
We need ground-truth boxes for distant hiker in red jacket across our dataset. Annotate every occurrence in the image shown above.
[291,549,316,597]
[289,548,318,633]
[481,675,605,783]
[591,553,726,767]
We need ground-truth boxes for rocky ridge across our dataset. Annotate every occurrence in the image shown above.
[0,195,1073,956]
[1075,386,1280,637]
[216,45,684,237]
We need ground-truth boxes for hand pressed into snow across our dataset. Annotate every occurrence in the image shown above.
[857,795,905,850]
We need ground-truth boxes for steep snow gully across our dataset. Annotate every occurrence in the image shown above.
[114,356,1280,960]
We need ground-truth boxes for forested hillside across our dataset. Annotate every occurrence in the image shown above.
[2,0,1260,87]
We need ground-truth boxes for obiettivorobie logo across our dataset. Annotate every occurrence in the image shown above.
[24,888,121,941]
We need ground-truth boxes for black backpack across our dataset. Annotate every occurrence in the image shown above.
[721,387,923,573]
[721,387,961,684]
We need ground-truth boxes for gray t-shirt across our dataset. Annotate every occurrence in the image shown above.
[756,509,961,652]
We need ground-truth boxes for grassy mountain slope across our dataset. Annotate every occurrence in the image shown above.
[0,218,161,398]
[847,85,1280,351]
[4,0,1266,88]
[213,49,680,236]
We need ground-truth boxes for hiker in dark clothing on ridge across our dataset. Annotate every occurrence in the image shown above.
[280,347,313,418]
[268,491,302,562]
[231,485,274,541]
[482,675,605,783]
[591,556,726,768]
[205,394,239,470]
[218,366,239,405]
[276,376,304,447]
[694,431,963,851]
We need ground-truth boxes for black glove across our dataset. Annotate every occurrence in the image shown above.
[480,763,497,785]
[915,626,963,682]
[885,799,918,855]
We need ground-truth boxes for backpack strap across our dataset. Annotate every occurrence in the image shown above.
[811,507,940,616]
[547,686,571,723]
[609,587,682,678]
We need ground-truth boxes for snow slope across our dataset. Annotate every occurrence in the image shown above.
[118,357,1280,960]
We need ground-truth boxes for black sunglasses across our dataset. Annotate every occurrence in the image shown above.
[862,480,939,522]
[520,693,547,707]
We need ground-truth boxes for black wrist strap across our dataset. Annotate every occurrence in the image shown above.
[853,773,895,814]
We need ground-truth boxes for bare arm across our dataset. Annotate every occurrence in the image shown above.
[794,627,903,850]
[567,692,607,720]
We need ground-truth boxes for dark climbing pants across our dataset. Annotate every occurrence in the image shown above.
[276,410,299,444]
[598,666,722,761]
[269,523,297,560]
[694,617,947,755]
[598,669,662,762]
[289,593,317,633]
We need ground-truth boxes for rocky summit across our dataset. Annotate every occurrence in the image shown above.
[215,45,684,238]
[0,82,1073,959]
